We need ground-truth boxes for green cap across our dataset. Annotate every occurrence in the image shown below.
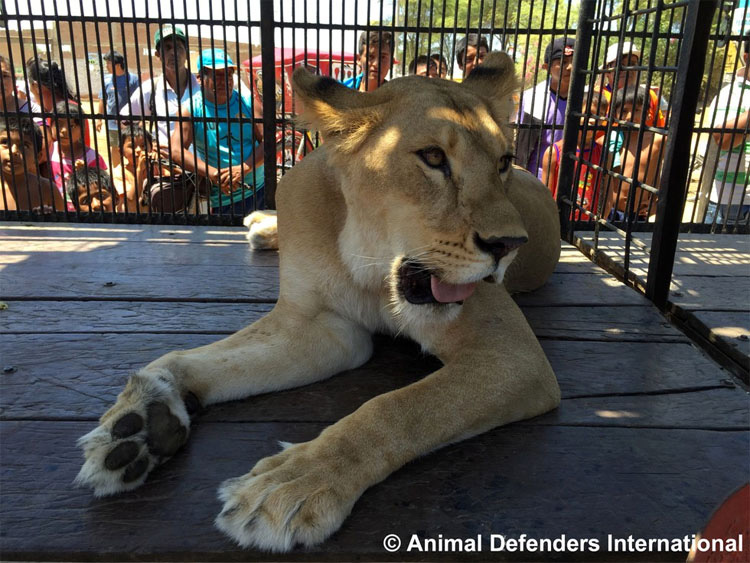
[154,24,187,51]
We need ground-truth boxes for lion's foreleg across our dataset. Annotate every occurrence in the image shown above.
[215,291,561,551]
[75,303,373,497]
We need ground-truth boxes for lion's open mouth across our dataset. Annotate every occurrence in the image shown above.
[397,260,478,305]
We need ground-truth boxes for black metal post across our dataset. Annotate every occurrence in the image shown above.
[260,0,278,209]
[646,0,717,308]
[556,0,596,240]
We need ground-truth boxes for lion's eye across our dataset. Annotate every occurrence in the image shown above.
[499,154,513,174]
[417,147,449,172]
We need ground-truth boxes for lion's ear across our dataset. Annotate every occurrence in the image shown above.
[461,51,518,124]
[292,67,388,152]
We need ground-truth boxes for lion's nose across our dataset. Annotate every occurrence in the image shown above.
[473,234,528,263]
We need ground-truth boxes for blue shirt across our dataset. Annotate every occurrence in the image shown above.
[189,89,264,208]
[99,72,140,131]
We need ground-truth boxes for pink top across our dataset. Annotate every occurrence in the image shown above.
[48,142,107,211]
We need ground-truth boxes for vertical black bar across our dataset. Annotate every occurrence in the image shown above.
[260,0,277,209]
[556,0,595,240]
[646,0,717,309]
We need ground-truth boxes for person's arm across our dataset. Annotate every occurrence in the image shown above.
[712,107,750,151]
[95,98,105,132]
[540,145,557,197]
[169,106,220,187]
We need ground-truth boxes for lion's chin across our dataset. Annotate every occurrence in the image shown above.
[397,260,479,305]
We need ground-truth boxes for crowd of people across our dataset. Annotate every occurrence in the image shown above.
[0,26,748,225]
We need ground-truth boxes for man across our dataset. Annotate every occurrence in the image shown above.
[455,34,488,79]
[408,55,438,78]
[120,25,200,151]
[343,31,394,92]
[95,50,140,167]
[170,48,264,216]
[704,34,750,225]
[516,37,575,179]
[600,41,666,128]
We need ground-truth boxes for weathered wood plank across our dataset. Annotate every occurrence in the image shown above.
[0,222,249,244]
[0,334,733,421]
[667,277,750,311]
[1,421,747,561]
[0,301,685,343]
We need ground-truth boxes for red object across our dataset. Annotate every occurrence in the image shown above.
[690,483,750,562]
[242,48,357,115]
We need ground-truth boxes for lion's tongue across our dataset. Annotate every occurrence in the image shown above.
[430,276,478,303]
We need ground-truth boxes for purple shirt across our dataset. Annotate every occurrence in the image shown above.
[518,84,567,179]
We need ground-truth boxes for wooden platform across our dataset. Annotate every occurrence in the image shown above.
[1,223,748,562]
[575,232,750,378]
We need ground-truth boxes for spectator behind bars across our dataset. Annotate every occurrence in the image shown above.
[606,86,665,222]
[343,31,394,92]
[541,90,613,220]
[455,34,489,79]
[599,41,667,129]
[704,34,750,225]
[431,53,449,79]
[171,48,264,215]
[516,37,575,179]
[120,25,200,150]
[0,56,40,116]
[111,125,162,213]
[65,164,118,213]
[48,100,108,211]
[408,55,439,78]
[95,50,141,168]
[0,115,63,212]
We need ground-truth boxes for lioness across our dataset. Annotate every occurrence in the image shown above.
[75,52,562,551]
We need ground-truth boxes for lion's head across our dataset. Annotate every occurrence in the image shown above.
[291,53,556,327]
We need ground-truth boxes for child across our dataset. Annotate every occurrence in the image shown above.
[47,100,107,211]
[111,125,162,213]
[606,86,666,221]
[65,164,118,213]
[541,91,612,220]
[0,115,64,212]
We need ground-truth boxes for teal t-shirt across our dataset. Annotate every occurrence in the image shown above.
[189,89,265,208]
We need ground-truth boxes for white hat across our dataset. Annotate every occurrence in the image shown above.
[604,41,641,67]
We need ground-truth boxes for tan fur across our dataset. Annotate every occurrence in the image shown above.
[75,52,562,552]
[244,210,279,250]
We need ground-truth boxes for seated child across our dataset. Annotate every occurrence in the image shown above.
[65,164,118,213]
[606,86,666,221]
[541,91,613,220]
[111,125,163,213]
[47,100,107,211]
[0,115,64,212]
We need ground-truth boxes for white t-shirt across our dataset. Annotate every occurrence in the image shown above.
[707,77,750,206]
[120,72,200,148]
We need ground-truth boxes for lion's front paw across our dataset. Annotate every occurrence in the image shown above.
[215,443,356,552]
[74,368,198,496]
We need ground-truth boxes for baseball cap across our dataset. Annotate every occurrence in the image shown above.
[604,41,641,67]
[197,48,236,71]
[544,37,575,64]
[154,24,187,51]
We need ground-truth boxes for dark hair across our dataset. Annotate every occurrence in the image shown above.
[119,124,152,151]
[0,55,10,67]
[408,55,436,75]
[586,90,608,117]
[65,167,114,208]
[455,34,489,68]
[25,59,79,105]
[613,85,648,113]
[103,50,125,68]
[357,31,394,57]
[54,100,85,127]
[430,53,449,72]
[0,115,43,153]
